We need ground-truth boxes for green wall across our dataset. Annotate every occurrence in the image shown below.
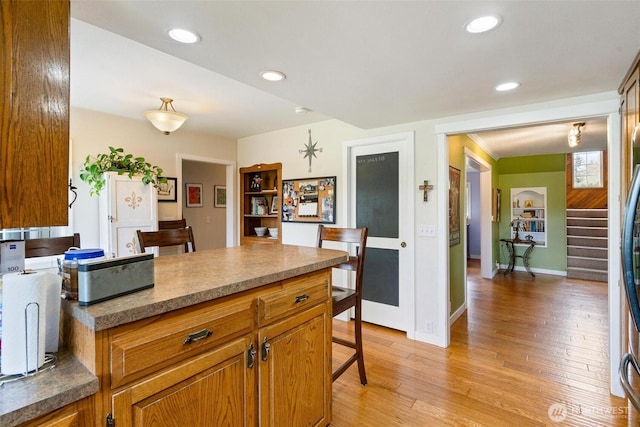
[498,154,565,174]
[448,135,499,316]
[497,154,567,272]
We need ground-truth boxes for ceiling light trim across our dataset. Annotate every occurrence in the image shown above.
[495,82,520,92]
[168,28,200,44]
[465,15,502,33]
[260,70,286,82]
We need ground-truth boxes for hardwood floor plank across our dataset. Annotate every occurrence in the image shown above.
[330,260,637,426]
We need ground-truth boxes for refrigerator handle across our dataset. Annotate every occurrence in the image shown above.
[619,352,640,411]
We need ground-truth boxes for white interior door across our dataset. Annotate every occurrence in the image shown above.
[99,172,158,257]
[347,132,414,334]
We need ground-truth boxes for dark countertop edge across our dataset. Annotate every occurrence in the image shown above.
[0,351,99,427]
[63,250,346,332]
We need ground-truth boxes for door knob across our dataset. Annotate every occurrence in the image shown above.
[400,242,407,248]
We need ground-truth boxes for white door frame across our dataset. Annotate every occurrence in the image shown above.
[343,132,416,338]
[176,154,237,247]
[464,148,493,279]
[435,95,623,396]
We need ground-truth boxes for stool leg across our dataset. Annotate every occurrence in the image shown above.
[354,299,367,385]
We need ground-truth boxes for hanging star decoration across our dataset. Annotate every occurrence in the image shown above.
[299,129,322,172]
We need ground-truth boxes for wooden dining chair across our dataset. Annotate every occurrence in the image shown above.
[136,227,196,254]
[24,233,81,258]
[316,224,368,385]
[158,218,187,230]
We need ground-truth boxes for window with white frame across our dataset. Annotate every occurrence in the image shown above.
[572,151,603,189]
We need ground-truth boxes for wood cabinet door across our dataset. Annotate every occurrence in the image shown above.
[20,397,93,427]
[111,336,256,427]
[99,172,158,257]
[258,303,331,427]
[0,0,69,228]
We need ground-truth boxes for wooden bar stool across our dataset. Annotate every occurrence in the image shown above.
[158,218,187,230]
[317,224,368,385]
[137,227,196,254]
[24,233,81,258]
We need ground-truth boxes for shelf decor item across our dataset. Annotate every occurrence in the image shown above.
[510,187,547,247]
[80,146,166,196]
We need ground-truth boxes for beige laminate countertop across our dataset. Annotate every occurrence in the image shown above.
[2,244,346,426]
[0,350,99,427]
[62,244,348,331]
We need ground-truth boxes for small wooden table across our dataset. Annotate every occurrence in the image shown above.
[500,238,536,277]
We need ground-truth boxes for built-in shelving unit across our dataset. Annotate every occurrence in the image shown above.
[510,187,547,247]
[239,163,282,244]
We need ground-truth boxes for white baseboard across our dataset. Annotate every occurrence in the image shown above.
[497,264,567,277]
[450,303,466,325]
[414,330,448,348]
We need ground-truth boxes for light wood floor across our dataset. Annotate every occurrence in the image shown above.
[330,260,638,426]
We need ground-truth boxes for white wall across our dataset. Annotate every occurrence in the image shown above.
[238,118,442,343]
[70,107,237,248]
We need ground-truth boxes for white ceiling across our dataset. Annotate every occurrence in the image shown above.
[70,1,640,158]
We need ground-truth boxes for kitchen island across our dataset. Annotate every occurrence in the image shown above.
[3,244,346,426]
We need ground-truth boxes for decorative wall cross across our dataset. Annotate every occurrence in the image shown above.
[419,180,434,202]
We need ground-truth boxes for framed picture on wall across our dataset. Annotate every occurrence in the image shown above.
[186,183,203,208]
[157,177,177,202]
[214,185,226,208]
[449,166,461,246]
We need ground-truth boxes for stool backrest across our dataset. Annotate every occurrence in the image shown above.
[316,225,368,293]
[137,227,196,253]
[25,233,81,258]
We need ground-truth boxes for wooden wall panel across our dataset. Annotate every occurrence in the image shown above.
[566,151,608,209]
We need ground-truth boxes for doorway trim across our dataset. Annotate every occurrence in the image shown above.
[435,94,622,396]
[177,154,237,247]
[464,147,493,280]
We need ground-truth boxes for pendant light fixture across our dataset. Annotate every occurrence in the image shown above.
[144,98,188,135]
[568,122,585,148]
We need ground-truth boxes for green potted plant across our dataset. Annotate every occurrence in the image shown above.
[80,146,166,196]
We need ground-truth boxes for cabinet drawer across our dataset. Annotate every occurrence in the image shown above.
[110,298,254,388]
[258,270,330,325]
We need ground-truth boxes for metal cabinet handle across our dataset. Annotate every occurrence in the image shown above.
[247,343,256,368]
[183,328,213,345]
[294,294,309,304]
[620,352,640,411]
[261,337,271,361]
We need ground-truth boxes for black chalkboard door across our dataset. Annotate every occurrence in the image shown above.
[348,133,414,333]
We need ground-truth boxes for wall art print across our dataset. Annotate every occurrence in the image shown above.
[449,166,461,246]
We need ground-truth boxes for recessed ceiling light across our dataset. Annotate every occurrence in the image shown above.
[496,82,520,92]
[260,70,286,82]
[465,15,502,33]
[168,28,199,44]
